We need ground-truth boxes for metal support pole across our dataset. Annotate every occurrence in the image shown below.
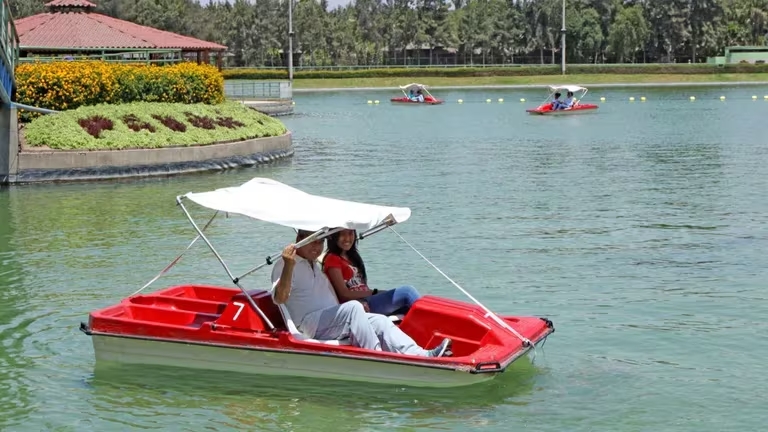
[561,0,566,75]
[287,0,294,83]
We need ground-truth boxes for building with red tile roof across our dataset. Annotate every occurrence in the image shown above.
[15,0,227,68]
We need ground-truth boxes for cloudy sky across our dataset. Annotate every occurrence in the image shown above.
[199,0,353,10]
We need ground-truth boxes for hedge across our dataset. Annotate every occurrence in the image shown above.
[15,61,225,118]
[221,63,768,80]
[23,101,287,150]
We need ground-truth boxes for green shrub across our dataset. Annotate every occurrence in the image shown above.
[221,63,768,80]
[23,101,287,150]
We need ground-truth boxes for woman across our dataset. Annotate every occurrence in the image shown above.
[322,229,421,316]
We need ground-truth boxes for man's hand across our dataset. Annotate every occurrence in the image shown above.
[274,244,297,304]
[282,244,297,263]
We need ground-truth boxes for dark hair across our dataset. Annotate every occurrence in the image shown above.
[554,92,561,98]
[323,230,367,283]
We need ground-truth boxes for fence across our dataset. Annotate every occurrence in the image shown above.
[224,80,292,100]
[17,49,184,65]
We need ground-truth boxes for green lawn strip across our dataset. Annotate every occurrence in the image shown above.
[290,73,768,89]
[23,101,288,151]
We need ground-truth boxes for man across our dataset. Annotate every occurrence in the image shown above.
[272,230,452,357]
[551,92,562,110]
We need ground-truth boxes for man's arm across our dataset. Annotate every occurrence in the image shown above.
[273,245,296,304]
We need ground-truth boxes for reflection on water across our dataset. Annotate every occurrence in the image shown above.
[86,358,541,431]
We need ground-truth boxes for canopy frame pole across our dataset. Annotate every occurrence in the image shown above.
[387,226,533,348]
[235,226,344,282]
[176,195,276,332]
[236,217,398,283]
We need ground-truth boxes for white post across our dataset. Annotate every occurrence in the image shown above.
[561,0,566,75]
[287,0,294,83]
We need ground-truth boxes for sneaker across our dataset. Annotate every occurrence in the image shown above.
[428,338,452,358]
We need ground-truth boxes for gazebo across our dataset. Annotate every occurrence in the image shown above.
[14,0,227,69]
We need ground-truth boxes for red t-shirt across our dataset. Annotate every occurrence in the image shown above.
[323,253,370,292]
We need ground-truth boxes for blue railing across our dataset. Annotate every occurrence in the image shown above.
[0,0,18,104]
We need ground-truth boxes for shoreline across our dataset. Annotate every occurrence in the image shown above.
[293,81,768,93]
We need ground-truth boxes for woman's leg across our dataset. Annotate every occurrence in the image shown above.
[367,285,421,316]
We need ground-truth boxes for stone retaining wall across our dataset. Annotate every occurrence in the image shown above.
[10,132,293,184]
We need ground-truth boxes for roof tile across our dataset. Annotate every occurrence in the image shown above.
[15,11,226,51]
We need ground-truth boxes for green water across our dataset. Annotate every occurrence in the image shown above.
[1,86,768,431]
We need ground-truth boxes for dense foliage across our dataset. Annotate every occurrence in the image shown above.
[23,101,288,150]
[15,61,225,118]
[10,0,768,66]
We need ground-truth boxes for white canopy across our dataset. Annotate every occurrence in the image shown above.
[548,85,587,93]
[184,177,411,232]
[399,83,428,91]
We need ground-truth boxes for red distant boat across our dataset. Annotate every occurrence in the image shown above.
[390,83,444,105]
[80,178,554,388]
[526,85,599,115]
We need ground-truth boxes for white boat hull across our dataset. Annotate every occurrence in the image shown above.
[91,335,497,388]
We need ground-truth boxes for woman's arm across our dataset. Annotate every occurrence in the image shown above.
[326,267,371,302]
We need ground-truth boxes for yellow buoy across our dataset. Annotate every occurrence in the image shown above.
[719,96,726,101]
[498,98,504,103]
[629,97,635,101]
[367,100,373,104]
[291,101,296,105]
[600,97,606,102]
[752,95,758,100]
[458,99,463,104]
[486,98,492,103]
[374,100,379,104]
[690,96,696,101]
[520,98,526,102]
[764,95,768,100]
[640,96,646,102]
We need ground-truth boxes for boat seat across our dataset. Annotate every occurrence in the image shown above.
[276,302,352,346]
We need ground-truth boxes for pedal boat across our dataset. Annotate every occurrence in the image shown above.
[390,83,444,105]
[80,178,554,388]
[526,85,599,115]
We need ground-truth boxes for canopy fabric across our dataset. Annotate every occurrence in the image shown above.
[399,83,428,90]
[548,85,587,93]
[183,177,411,232]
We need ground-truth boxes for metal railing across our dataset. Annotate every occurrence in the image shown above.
[0,0,19,103]
[224,80,292,100]
[17,49,184,65]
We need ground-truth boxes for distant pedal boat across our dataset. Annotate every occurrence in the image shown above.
[391,83,444,105]
[526,85,599,115]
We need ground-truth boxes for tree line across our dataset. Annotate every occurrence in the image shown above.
[9,0,768,67]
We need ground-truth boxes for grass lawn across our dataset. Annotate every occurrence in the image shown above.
[291,73,768,89]
[22,101,287,151]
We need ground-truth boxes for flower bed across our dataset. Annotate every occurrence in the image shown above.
[15,61,225,120]
[23,101,287,151]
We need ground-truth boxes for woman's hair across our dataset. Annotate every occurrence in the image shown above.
[324,230,367,283]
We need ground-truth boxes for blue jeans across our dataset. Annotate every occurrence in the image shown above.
[366,285,421,316]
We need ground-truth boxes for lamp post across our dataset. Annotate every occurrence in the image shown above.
[561,0,566,75]
[288,0,294,83]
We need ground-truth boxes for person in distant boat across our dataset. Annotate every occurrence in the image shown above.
[272,230,452,357]
[562,91,575,109]
[408,88,416,100]
[551,92,562,110]
[414,89,425,103]
[322,229,421,316]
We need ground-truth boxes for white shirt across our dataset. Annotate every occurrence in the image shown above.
[271,255,339,338]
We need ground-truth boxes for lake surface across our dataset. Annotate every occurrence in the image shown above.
[2,85,768,431]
